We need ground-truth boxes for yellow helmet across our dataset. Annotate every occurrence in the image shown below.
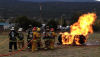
[37,28,41,31]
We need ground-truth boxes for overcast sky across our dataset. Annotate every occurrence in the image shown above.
[20,0,96,2]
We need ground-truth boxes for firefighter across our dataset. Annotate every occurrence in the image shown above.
[17,28,24,50]
[9,27,18,52]
[36,28,42,50]
[32,27,38,52]
[27,25,33,49]
[49,28,56,49]
[43,26,51,50]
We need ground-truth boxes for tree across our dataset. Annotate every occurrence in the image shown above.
[15,16,31,30]
[70,11,83,25]
[62,19,67,26]
[94,19,100,31]
[47,19,58,30]
[31,19,42,27]
[58,17,67,26]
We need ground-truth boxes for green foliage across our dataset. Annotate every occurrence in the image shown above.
[15,16,42,30]
[70,11,83,25]
[94,19,100,31]
[62,19,67,26]
[47,19,58,30]
[31,19,42,27]
[0,19,5,22]
[15,16,31,30]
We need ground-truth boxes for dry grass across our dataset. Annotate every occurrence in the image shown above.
[0,32,100,57]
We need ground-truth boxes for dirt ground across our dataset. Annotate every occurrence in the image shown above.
[0,32,100,57]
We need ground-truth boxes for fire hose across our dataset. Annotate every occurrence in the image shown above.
[0,40,32,57]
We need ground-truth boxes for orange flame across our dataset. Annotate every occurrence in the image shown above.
[62,13,97,45]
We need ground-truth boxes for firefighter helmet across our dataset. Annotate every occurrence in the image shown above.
[33,27,37,31]
[37,28,41,31]
[10,27,14,30]
[50,28,54,31]
[18,28,23,31]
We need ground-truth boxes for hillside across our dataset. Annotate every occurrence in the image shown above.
[0,0,100,19]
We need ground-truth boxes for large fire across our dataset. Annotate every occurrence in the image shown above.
[62,13,97,45]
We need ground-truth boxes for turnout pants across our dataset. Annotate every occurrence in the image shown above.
[18,41,24,49]
[32,40,37,52]
[50,39,55,49]
[44,39,50,49]
[37,39,42,49]
[9,42,17,50]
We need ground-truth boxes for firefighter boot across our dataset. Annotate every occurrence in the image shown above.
[9,49,12,52]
